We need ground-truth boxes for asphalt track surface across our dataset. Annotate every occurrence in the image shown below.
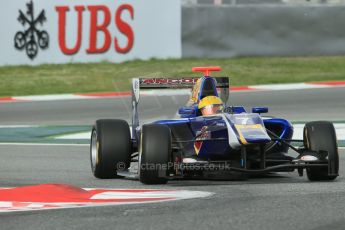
[1,87,345,230]
[1,87,345,126]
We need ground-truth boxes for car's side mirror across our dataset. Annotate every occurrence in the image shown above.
[178,107,197,118]
[252,107,268,114]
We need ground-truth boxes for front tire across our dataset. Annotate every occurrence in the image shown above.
[304,121,339,181]
[90,119,131,179]
[139,124,171,184]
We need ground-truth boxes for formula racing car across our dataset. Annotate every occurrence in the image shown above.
[90,66,339,184]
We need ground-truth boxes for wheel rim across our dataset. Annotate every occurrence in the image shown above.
[91,130,98,172]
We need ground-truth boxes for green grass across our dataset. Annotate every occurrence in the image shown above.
[1,56,345,97]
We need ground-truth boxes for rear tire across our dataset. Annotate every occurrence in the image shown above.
[139,124,171,184]
[90,119,131,179]
[304,121,339,181]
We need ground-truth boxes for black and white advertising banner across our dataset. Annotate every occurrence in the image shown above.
[1,0,181,65]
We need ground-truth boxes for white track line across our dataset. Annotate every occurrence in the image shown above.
[0,187,213,213]
[250,83,329,90]
[0,143,89,147]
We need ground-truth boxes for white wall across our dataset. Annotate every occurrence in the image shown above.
[0,0,181,66]
[182,5,345,58]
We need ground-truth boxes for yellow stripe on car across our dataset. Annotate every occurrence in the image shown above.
[234,124,263,145]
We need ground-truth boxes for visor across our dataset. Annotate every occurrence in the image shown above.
[201,104,224,115]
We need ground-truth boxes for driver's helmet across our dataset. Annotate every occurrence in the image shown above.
[198,96,224,116]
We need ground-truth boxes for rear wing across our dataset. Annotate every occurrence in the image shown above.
[131,77,229,139]
[132,77,229,100]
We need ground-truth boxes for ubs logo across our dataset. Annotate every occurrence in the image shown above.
[14,0,49,60]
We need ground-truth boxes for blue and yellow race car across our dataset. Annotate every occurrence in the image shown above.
[90,66,339,184]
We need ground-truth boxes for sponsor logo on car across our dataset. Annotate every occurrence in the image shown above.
[194,126,211,155]
[140,78,199,85]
